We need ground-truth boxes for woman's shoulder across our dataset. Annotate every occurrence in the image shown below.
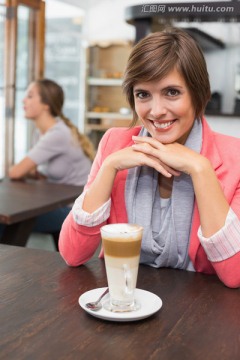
[213,131,240,150]
[206,128,240,172]
[46,120,71,141]
[203,117,240,156]
[52,119,70,132]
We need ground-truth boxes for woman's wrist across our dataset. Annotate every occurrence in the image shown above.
[102,155,119,175]
[188,156,211,178]
[83,157,118,214]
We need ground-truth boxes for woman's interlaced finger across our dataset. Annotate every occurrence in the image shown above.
[132,142,180,176]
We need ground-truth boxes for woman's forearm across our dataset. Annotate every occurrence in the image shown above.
[83,159,118,213]
[8,157,37,179]
[190,158,230,237]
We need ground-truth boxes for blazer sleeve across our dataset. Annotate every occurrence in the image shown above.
[206,184,240,288]
[58,129,113,266]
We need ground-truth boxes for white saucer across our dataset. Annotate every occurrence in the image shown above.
[79,287,162,322]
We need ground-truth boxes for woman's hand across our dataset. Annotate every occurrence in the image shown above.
[131,136,207,176]
[104,144,180,178]
[8,157,37,180]
[28,169,47,180]
[132,135,230,237]
[83,142,179,213]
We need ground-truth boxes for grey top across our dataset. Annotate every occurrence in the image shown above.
[27,119,92,186]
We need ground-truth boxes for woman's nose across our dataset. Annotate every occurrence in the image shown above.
[149,97,167,119]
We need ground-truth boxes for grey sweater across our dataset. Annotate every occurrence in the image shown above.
[28,119,91,186]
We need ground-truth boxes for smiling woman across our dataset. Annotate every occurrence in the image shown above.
[123,28,211,126]
[59,27,240,289]
[132,68,196,145]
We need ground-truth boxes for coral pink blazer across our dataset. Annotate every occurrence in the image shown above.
[59,118,240,288]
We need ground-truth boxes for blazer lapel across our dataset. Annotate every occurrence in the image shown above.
[201,117,223,171]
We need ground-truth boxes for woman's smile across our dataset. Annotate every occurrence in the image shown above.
[133,68,196,144]
[152,119,176,130]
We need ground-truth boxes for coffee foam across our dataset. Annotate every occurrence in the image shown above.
[101,223,142,240]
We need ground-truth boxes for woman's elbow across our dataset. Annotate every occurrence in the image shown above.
[221,276,240,289]
[214,255,240,289]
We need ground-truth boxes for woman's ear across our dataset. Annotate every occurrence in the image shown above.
[43,103,50,113]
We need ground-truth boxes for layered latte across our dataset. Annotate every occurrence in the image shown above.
[101,224,143,311]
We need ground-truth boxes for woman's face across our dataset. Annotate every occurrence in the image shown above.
[133,68,196,144]
[23,83,47,120]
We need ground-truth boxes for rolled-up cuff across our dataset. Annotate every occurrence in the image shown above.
[198,208,240,262]
[72,190,111,227]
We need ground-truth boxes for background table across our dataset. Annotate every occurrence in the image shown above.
[1,244,240,360]
[0,178,82,246]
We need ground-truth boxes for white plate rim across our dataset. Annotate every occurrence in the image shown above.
[78,287,163,322]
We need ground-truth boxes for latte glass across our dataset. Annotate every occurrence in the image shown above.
[100,223,143,312]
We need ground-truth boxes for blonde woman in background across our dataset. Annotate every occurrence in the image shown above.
[8,79,95,246]
[9,78,95,183]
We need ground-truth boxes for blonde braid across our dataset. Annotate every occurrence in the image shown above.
[60,114,95,161]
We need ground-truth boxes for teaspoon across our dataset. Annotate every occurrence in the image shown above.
[85,288,109,311]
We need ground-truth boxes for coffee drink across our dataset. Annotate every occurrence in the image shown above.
[101,224,143,312]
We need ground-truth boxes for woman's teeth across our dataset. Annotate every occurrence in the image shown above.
[153,120,174,129]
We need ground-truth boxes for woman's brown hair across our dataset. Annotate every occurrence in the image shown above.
[122,27,211,126]
[35,79,95,161]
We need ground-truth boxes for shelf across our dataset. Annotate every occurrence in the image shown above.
[86,124,115,131]
[85,42,133,148]
[88,77,123,86]
[86,122,132,131]
[86,112,133,131]
[87,111,132,119]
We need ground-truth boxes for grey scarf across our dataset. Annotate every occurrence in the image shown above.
[125,119,202,269]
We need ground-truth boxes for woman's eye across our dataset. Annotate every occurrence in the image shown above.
[135,91,149,99]
[167,88,180,97]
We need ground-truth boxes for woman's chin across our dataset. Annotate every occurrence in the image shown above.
[150,130,176,144]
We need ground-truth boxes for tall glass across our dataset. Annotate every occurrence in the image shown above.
[101,223,143,312]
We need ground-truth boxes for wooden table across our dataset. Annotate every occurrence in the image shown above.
[0,178,82,246]
[1,244,240,360]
